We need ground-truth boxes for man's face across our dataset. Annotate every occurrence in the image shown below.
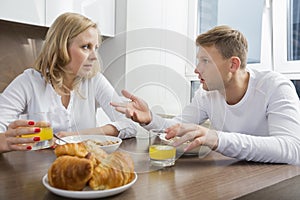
[194,45,231,91]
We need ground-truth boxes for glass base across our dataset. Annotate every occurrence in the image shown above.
[29,139,53,150]
[150,158,175,167]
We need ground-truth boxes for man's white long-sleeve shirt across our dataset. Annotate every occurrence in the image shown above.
[144,68,300,164]
[0,69,136,139]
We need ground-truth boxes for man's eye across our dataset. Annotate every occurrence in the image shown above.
[201,59,209,64]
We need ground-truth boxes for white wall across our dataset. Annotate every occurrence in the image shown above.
[97,0,197,128]
[125,0,197,116]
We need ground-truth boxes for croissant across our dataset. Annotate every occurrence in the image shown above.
[84,140,108,164]
[48,155,94,191]
[89,151,135,190]
[54,142,88,158]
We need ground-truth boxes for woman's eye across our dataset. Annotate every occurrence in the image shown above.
[82,45,89,50]
[82,44,98,51]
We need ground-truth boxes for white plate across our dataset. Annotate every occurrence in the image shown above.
[42,172,137,199]
[159,133,211,156]
[55,135,122,153]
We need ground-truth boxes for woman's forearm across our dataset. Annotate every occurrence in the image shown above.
[78,124,119,136]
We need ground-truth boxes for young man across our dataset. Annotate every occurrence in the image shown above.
[111,25,300,165]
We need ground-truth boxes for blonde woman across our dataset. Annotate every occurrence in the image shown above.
[0,12,136,152]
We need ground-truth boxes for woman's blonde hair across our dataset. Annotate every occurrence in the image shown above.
[196,25,248,69]
[33,12,102,95]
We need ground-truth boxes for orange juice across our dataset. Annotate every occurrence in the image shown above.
[21,127,53,141]
[149,145,176,160]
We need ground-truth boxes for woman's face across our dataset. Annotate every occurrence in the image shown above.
[65,27,99,79]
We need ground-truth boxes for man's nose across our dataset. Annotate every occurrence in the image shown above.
[194,65,202,74]
[194,68,198,74]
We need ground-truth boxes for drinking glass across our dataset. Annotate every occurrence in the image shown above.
[149,129,176,167]
[19,112,54,150]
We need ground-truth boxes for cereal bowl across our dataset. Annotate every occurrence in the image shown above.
[55,135,122,154]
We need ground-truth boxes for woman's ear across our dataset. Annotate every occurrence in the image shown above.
[229,56,241,72]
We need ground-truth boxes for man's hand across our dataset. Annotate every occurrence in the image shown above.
[165,123,219,151]
[110,89,152,125]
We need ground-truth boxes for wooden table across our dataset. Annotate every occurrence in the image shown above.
[1,137,300,200]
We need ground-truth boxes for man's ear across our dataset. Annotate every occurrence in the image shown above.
[229,56,241,72]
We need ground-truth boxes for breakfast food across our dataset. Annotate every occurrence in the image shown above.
[89,151,135,190]
[83,140,109,162]
[84,139,119,146]
[48,155,94,191]
[48,141,134,191]
[54,142,89,158]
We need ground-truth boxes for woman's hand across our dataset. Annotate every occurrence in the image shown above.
[165,123,219,151]
[0,120,42,153]
[110,89,152,125]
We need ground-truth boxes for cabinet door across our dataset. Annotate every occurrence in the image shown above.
[45,0,115,37]
[0,0,45,26]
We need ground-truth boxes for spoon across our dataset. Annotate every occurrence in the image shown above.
[53,134,68,144]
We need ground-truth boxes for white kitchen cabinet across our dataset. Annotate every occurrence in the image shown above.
[0,0,115,37]
[0,0,45,26]
[45,0,115,37]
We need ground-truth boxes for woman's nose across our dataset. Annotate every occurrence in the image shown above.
[89,50,98,60]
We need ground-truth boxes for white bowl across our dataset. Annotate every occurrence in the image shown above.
[55,135,122,154]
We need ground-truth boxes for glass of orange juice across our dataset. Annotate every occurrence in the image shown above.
[149,129,176,167]
[19,112,54,150]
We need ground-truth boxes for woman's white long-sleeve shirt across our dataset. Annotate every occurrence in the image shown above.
[144,68,300,164]
[0,69,136,139]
